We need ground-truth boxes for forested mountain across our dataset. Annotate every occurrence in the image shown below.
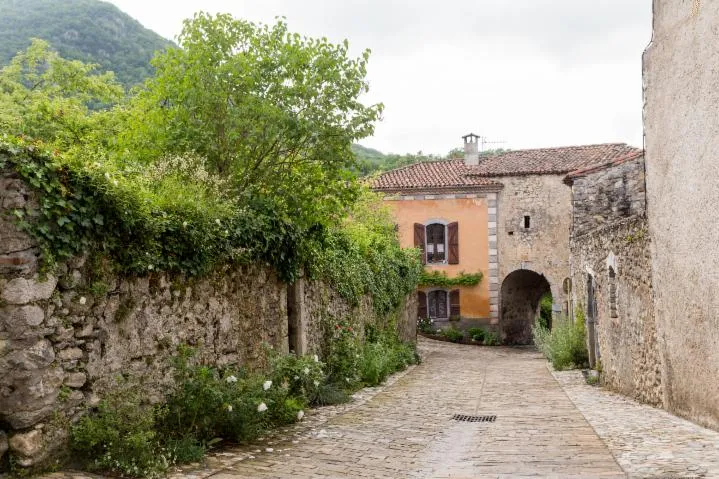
[353,143,510,175]
[0,0,173,88]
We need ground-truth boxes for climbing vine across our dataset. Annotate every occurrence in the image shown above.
[418,270,483,288]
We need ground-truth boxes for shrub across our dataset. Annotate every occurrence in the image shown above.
[539,292,553,329]
[441,327,464,343]
[467,327,486,342]
[71,383,170,478]
[483,332,501,346]
[533,310,589,370]
[417,316,436,334]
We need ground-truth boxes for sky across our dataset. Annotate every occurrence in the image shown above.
[108,0,653,156]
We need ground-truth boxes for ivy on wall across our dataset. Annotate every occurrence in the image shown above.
[418,270,483,288]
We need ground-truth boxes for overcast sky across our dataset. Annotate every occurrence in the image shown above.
[107,0,652,155]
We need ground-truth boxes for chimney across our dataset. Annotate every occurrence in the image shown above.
[463,133,480,166]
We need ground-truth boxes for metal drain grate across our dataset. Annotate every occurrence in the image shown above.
[452,414,496,423]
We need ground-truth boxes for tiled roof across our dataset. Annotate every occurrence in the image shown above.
[564,150,644,184]
[370,159,503,192]
[372,143,642,192]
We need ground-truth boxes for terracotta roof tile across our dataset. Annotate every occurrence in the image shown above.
[371,159,502,192]
[371,143,642,192]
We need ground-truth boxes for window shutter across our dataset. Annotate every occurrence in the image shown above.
[414,223,426,264]
[448,222,459,264]
[418,291,428,319]
[450,289,460,318]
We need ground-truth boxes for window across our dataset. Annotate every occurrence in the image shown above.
[609,267,618,318]
[425,223,446,263]
[414,222,459,265]
[428,290,449,319]
[523,215,531,229]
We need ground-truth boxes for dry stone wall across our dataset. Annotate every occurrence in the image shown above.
[570,217,662,405]
[0,167,416,467]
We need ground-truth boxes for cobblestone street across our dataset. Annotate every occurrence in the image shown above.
[49,338,719,479]
[158,338,718,479]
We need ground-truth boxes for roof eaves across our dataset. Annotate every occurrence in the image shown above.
[563,151,644,185]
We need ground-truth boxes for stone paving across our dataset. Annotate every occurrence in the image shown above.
[42,338,719,478]
[554,370,719,479]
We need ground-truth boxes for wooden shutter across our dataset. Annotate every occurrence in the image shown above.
[414,223,426,265]
[418,291,428,319]
[448,222,459,264]
[450,289,460,318]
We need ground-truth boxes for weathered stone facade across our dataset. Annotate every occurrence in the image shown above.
[568,155,661,406]
[497,175,572,343]
[0,168,417,467]
[643,0,719,430]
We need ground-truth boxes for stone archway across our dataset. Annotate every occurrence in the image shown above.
[500,269,552,345]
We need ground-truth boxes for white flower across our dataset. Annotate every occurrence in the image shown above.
[79,296,87,305]
[226,375,238,383]
[313,354,319,362]
[215,219,221,225]
[297,410,304,420]
[345,377,350,383]
[147,264,154,270]
[257,402,267,413]
[227,405,233,412]
[113,179,118,187]
[293,375,299,380]
[182,221,188,228]
[303,367,310,375]
[104,172,110,179]
[224,229,229,235]
[263,380,272,391]
[313,380,320,387]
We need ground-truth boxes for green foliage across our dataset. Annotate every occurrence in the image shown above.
[119,13,381,233]
[483,332,501,346]
[418,270,483,288]
[417,317,436,334]
[359,336,416,386]
[539,292,553,329]
[532,310,589,370]
[0,0,173,88]
[441,327,464,343]
[0,39,123,151]
[467,327,486,342]
[70,383,170,478]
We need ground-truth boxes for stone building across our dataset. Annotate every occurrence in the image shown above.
[643,0,719,430]
[566,152,663,406]
[372,135,640,344]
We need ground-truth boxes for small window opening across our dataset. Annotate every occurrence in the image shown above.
[508,231,514,236]
[523,215,531,229]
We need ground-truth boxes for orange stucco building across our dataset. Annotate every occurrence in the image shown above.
[372,134,642,341]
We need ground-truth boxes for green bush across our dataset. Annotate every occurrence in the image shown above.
[71,384,170,478]
[539,292,553,329]
[483,332,501,346]
[532,310,589,370]
[467,327,486,342]
[441,327,464,343]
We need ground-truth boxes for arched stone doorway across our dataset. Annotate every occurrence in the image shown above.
[500,269,552,345]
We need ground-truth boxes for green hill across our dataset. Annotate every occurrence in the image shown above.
[0,0,174,88]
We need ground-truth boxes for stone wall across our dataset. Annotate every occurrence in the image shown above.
[570,217,662,405]
[569,156,646,237]
[0,167,417,467]
[644,0,719,430]
[496,175,572,342]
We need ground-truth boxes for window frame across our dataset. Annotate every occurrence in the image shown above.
[424,220,449,264]
[426,288,451,320]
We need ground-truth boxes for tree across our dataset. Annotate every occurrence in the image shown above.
[119,13,383,228]
[0,39,123,150]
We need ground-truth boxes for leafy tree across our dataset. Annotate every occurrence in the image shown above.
[0,39,123,150]
[119,13,383,229]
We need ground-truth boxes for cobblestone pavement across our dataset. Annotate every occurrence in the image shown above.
[44,339,719,479]
[554,370,719,479]
[171,339,624,479]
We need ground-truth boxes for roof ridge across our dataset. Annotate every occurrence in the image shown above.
[378,157,460,175]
